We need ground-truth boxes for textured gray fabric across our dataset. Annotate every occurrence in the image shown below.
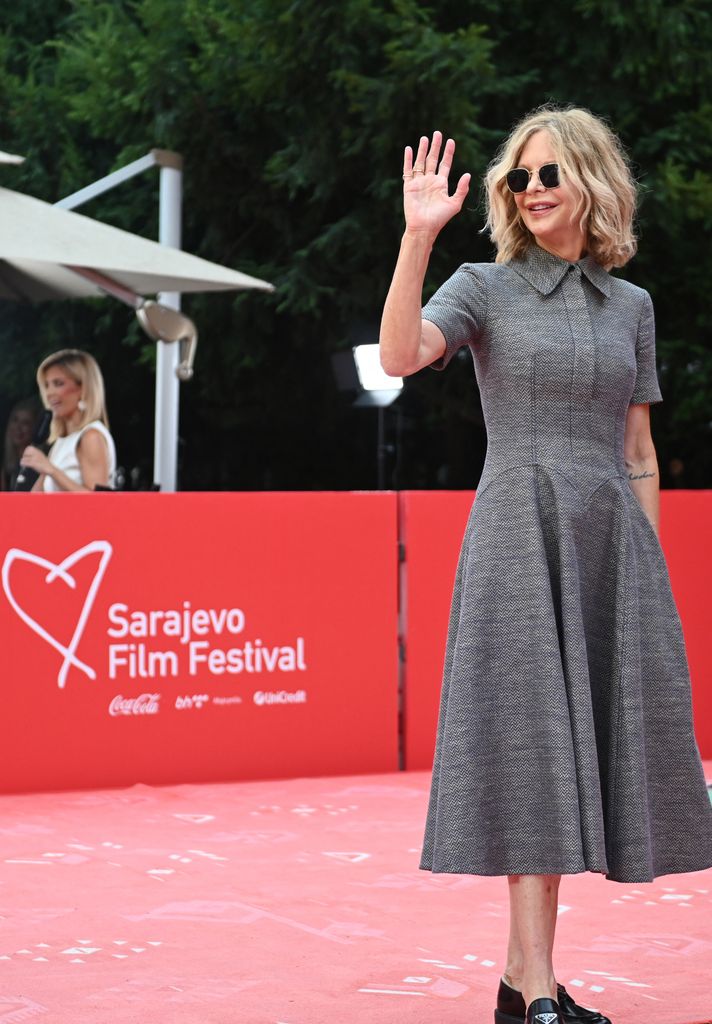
[419,244,712,882]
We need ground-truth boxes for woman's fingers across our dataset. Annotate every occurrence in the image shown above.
[412,135,429,174]
[425,130,443,174]
[453,172,471,203]
[402,134,468,232]
[20,445,47,470]
[404,133,458,180]
[437,137,456,179]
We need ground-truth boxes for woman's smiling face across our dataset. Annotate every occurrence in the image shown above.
[43,364,82,421]
[512,130,585,259]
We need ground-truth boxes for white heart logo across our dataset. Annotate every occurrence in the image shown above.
[2,540,112,689]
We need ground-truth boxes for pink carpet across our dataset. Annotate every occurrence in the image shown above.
[1,769,710,1024]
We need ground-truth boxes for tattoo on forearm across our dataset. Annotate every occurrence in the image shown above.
[628,470,656,481]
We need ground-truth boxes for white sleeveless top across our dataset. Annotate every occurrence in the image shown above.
[43,420,116,492]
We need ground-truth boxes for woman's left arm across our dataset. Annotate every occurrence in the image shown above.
[624,402,659,535]
[75,429,111,491]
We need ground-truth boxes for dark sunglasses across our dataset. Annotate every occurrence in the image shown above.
[506,162,560,194]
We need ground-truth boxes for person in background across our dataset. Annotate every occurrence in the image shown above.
[20,348,116,492]
[1,396,41,490]
[667,456,687,488]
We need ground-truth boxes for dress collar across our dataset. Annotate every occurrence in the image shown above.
[509,244,611,298]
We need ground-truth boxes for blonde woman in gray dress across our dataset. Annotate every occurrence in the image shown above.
[21,348,116,492]
[380,106,712,1024]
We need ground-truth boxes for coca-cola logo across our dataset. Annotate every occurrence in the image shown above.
[109,693,161,717]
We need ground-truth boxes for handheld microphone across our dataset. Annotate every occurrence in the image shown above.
[14,410,53,491]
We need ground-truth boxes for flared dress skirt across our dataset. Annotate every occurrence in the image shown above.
[418,247,712,882]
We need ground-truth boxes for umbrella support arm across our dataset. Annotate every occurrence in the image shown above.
[66,265,197,382]
[55,150,182,212]
[64,266,143,309]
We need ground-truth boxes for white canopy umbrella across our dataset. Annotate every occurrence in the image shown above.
[0,158,273,489]
[0,150,24,165]
[0,185,272,300]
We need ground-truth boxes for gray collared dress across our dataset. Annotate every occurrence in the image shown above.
[419,244,712,883]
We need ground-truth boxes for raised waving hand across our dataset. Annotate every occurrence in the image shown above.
[403,131,471,238]
[379,130,469,377]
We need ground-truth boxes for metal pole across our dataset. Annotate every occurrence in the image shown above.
[377,406,386,490]
[155,159,183,491]
[57,148,185,492]
[394,405,402,490]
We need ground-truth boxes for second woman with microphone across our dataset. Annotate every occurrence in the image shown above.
[20,348,116,492]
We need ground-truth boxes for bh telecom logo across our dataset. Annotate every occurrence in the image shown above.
[2,539,309,692]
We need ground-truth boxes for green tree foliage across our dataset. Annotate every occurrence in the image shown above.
[1,0,710,489]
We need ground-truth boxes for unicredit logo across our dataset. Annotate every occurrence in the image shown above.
[109,693,161,716]
[253,689,307,706]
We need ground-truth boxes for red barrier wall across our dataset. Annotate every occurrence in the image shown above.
[0,492,399,794]
[400,490,712,770]
[658,491,712,759]
[1,489,708,795]
[397,491,475,773]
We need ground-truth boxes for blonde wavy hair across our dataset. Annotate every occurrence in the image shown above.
[484,105,638,270]
[37,349,110,441]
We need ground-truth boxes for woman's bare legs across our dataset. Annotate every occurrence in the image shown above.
[503,874,561,1010]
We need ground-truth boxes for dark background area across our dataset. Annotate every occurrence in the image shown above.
[1,0,710,491]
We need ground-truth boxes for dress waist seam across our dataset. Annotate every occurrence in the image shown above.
[477,461,628,502]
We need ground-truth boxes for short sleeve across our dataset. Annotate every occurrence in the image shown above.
[630,290,663,404]
[422,264,487,371]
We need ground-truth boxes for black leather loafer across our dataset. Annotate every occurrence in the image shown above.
[526,997,562,1024]
[556,984,612,1024]
[494,976,528,1024]
[495,978,612,1024]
